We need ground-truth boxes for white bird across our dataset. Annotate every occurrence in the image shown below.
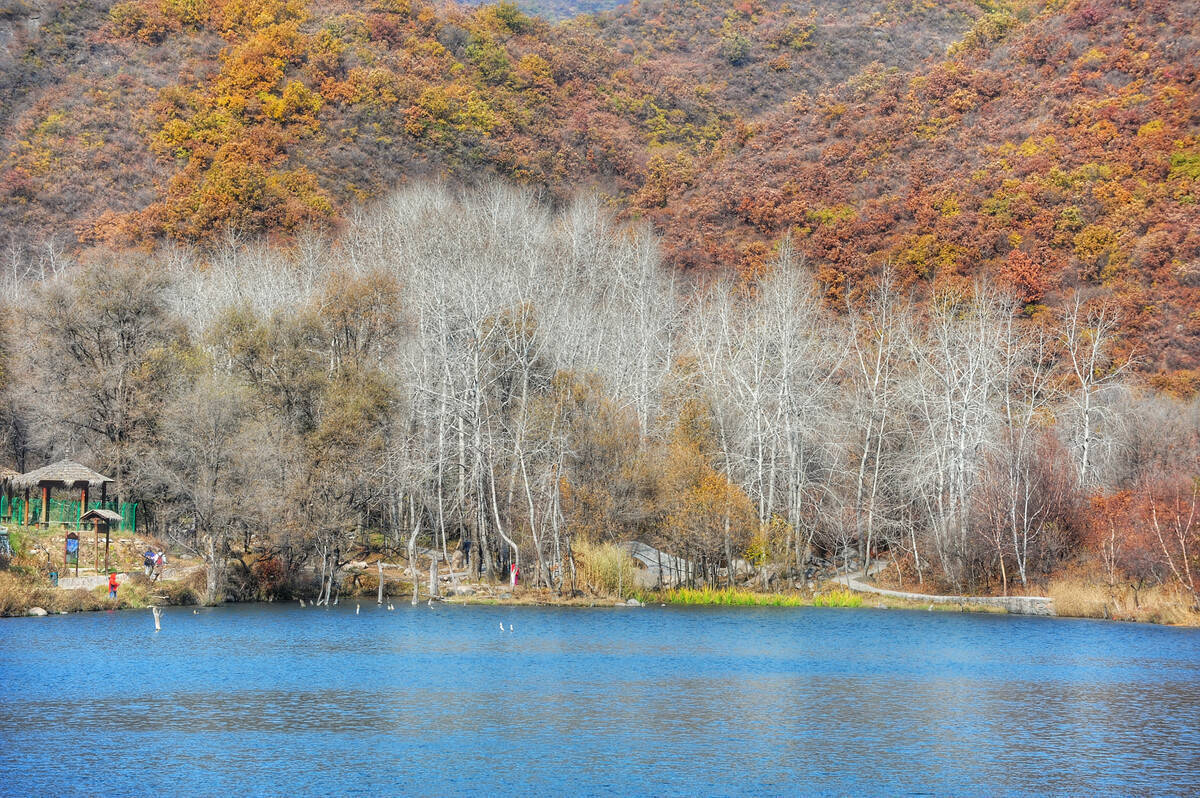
[387,603,394,611]
[508,624,513,632]
[356,604,360,615]
[499,621,504,631]
[299,599,305,607]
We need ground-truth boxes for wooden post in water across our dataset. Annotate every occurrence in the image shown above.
[151,606,161,632]
[377,560,383,605]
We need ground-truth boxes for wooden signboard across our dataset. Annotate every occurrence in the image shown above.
[64,531,79,577]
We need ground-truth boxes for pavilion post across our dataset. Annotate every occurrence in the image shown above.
[41,484,49,527]
[22,487,28,526]
[81,486,88,524]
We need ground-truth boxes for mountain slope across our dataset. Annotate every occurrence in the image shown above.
[640,0,1200,372]
[0,0,979,248]
[0,0,1197,373]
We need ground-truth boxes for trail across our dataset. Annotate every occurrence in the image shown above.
[840,560,1055,616]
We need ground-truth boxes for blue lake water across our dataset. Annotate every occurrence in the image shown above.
[1,603,1198,796]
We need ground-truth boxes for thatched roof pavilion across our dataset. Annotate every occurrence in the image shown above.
[0,467,19,494]
[14,460,113,492]
[14,459,113,527]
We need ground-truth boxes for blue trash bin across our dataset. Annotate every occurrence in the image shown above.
[49,571,58,587]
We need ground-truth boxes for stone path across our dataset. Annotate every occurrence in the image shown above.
[840,561,1055,616]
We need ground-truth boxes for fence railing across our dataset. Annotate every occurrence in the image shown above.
[0,496,137,533]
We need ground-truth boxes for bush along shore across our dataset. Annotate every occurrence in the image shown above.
[3,530,1196,624]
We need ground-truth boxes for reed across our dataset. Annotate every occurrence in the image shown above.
[574,540,638,596]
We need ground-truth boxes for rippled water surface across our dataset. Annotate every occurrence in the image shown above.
[2,603,1199,796]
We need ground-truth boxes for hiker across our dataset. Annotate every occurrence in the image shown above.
[153,551,166,582]
[143,548,155,577]
[108,571,119,599]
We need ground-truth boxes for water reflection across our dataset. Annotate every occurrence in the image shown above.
[1,604,1198,796]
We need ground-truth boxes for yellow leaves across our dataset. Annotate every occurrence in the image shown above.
[1073,224,1117,269]
[806,203,856,226]
[935,194,961,218]
[151,105,240,158]
[261,81,322,130]
[894,233,966,283]
[341,67,402,107]
[1137,119,1165,138]
[216,0,307,36]
[512,54,554,93]
[161,0,204,28]
[405,84,497,139]
[946,88,978,112]
[660,441,757,556]
[634,152,695,209]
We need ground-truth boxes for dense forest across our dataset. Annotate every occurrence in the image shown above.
[0,0,1196,609]
[0,185,1196,612]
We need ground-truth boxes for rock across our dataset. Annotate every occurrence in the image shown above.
[451,585,476,596]
[626,598,641,606]
[498,592,512,599]
[27,607,47,616]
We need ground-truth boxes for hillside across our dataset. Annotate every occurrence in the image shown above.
[0,0,978,244]
[641,0,1200,377]
[0,0,1197,374]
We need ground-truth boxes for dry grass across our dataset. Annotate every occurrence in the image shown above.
[0,569,199,616]
[1048,575,1200,625]
[573,540,638,596]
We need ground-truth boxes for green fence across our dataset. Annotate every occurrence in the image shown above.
[0,496,137,533]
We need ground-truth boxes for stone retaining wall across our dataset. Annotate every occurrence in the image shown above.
[844,577,1055,616]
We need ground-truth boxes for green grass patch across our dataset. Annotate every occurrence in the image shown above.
[811,588,864,608]
[647,587,808,606]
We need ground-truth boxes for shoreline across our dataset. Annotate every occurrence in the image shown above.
[6,581,1197,627]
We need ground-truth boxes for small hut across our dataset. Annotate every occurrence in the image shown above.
[13,460,114,528]
[81,508,123,574]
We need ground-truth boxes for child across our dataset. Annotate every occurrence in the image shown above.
[108,571,119,599]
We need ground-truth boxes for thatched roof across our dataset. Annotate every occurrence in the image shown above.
[81,508,123,524]
[14,460,113,490]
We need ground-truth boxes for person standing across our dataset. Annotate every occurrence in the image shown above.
[107,571,119,599]
[153,551,166,582]
[143,548,155,577]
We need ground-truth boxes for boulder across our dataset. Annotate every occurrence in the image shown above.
[27,607,47,616]
[451,585,476,596]
[626,598,642,607]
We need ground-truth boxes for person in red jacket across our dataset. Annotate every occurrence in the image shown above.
[108,571,119,599]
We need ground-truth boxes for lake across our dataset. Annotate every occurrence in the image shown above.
[1,603,1198,796]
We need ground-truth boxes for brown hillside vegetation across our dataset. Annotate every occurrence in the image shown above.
[0,0,1196,377]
